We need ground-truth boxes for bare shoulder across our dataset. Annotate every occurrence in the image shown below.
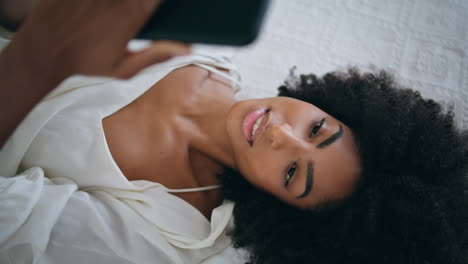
[163,64,232,90]
[164,65,210,87]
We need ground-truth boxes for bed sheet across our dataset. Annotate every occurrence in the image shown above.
[229,0,468,129]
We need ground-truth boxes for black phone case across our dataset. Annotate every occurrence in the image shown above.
[137,0,270,46]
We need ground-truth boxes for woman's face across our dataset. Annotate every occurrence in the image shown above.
[226,97,361,209]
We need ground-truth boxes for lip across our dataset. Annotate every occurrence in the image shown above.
[252,110,269,145]
[242,108,269,145]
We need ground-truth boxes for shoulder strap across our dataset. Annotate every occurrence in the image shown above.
[165,185,221,193]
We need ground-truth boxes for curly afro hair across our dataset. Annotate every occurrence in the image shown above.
[219,68,468,264]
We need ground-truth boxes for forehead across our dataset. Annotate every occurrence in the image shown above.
[281,97,323,112]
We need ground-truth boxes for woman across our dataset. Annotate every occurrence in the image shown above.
[220,69,468,263]
[0,42,362,263]
[1,1,467,264]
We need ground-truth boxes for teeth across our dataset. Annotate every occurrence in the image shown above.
[251,115,265,139]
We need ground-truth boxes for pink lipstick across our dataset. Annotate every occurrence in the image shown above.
[242,108,269,145]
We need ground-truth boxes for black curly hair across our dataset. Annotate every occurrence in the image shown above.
[219,68,468,264]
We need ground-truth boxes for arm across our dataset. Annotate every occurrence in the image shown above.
[0,0,191,148]
[0,36,65,149]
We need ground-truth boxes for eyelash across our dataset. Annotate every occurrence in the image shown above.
[284,162,297,187]
[310,118,326,137]
[284,118,326,187]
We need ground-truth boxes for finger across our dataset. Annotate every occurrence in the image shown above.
[112,41,191,79]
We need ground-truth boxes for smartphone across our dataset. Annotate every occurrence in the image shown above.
[137,0,270,46]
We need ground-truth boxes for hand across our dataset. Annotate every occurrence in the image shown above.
[0,0,191,147]
[10,0,191,79]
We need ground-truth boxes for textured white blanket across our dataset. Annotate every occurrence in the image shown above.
[231,0,468,129]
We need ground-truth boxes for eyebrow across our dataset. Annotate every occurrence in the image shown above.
[317,124,344,149]
[297,161,314,198]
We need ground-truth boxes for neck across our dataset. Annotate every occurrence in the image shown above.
[133,66,239,175]
[181,82,238,169]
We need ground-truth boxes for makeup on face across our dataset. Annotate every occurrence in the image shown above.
[226,97,361,208]
[242,108,270,145]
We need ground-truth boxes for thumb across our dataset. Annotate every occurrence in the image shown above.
[112,41,191,79]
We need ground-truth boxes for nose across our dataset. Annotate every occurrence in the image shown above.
[269,123,296,150]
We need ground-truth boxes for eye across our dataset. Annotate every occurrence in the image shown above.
[310,118,326,137]
[284,162,297,187]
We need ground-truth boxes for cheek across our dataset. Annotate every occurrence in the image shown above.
[240,153,281,192]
